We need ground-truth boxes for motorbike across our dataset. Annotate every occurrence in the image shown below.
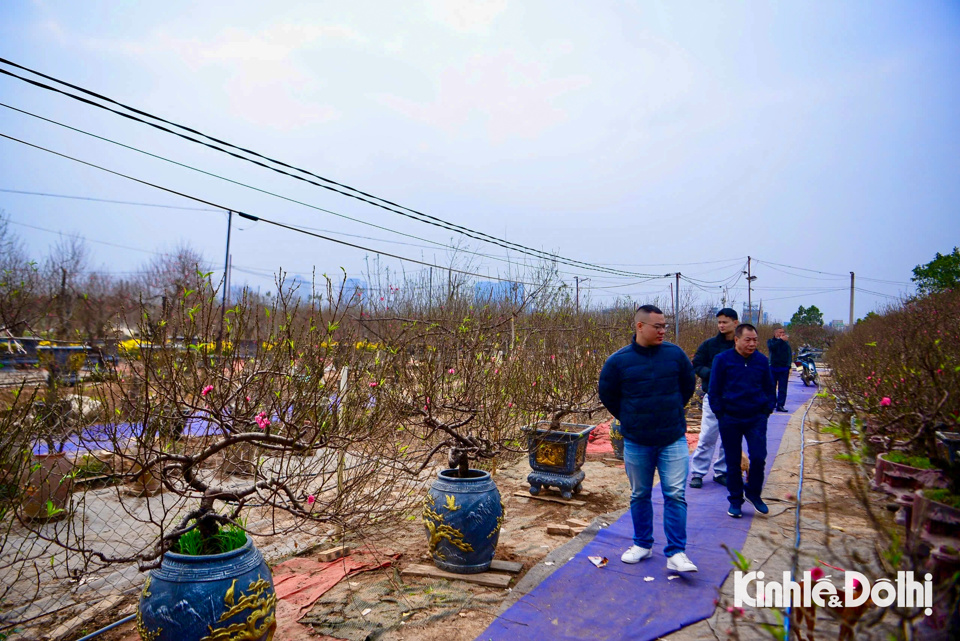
[795,346,821,387]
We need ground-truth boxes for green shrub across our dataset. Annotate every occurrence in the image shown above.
[172,520,247,555]
[883,451,937,469]
[924,489,960,509]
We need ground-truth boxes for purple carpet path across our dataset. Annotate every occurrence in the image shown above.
[479,376,818,641]
[32,416,221,455]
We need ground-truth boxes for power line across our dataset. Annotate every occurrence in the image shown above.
[0,101,644,281]
[0,131,555,288]
[753,258,849,279]
[0,58,654,279]
[0,187,221,211]
[758,288,848,302]
[0,183,548,257]
[855,287,902,300]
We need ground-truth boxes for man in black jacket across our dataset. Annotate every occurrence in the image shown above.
[709,324,777,518]
[688,308,738,489]
[598,305,698,572]
[767,324,792,412]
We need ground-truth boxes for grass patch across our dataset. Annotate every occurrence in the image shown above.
[835,452,862,465]
[172,520,248,555]
[924,489,960,510]
[882,451,937,469]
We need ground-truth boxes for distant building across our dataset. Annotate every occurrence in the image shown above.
[829,319,846,330]
[474,281,524,305]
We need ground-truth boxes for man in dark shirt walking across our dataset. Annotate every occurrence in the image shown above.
[598,305,698,572]
[688,308,738,488]
[708,324,776,518]
[767,324,792,412]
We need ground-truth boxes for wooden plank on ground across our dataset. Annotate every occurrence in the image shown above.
[546,524,576,536]
[402,564,512,588]
[565,518,590,529]
[489,560,524,574]
[512,491,586,507]
[51,594,124,641]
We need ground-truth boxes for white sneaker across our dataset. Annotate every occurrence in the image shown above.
[666,552,698,572]
[620,545,652,563]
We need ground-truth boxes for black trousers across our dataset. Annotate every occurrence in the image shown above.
[772,368,789,408]
[718,414,768,506]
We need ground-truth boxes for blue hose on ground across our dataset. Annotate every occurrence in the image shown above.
[784,376,821,639]
[73,613,136,641]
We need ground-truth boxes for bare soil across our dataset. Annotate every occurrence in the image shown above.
[64,392,903,641]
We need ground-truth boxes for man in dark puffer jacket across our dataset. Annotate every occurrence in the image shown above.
[709,323,777,519]
[598,305,698,572]
[766,324,792,412]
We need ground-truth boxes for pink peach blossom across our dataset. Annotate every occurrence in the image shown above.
[880,397,891,406]
[201,385,214,396]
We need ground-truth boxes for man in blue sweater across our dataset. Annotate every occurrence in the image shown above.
[598,305,698,572]
[767,324,792,412]
[708,323,777,518]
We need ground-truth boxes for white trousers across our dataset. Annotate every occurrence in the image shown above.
[690,393,727,477]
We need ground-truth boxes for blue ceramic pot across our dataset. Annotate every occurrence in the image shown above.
[423,469,503,574]
[610,420,625,461]
[137,536,276,641]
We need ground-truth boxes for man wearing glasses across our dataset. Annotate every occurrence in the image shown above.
[598,305,698,572]
[708,323,777,518]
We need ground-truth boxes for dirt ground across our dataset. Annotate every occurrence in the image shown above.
[54,390,906,641]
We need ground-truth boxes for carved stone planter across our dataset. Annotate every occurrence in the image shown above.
[523,421,596,499]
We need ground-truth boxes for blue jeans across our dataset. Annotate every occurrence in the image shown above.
[718,415,768,506]
[623,435,689,557]
[772,368,790,408]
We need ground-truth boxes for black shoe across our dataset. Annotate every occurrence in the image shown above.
[689,476,703,488]
[745,494,769,514]
[713,474,728,487]
[776,406,788,413]
[728,504,742,518]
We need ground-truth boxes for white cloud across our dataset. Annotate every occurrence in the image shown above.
[425,0,509,34]
[375,50,591,144]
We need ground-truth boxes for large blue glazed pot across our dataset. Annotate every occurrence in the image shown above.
[610,420,625,461]
[137,536,276,641]
[423,469,504,574]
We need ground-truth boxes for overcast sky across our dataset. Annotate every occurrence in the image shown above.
[1,1,958,322]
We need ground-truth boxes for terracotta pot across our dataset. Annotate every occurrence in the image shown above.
[21,452,74,521]
[126,462,163,497]
[873,453,947,494]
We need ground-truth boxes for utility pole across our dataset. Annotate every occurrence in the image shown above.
[849,271,855,328]
[217,210,233,352]
[573,277,590,314]
[745,256,757,324]
[668,281,675,337]
[674,272,681,343]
